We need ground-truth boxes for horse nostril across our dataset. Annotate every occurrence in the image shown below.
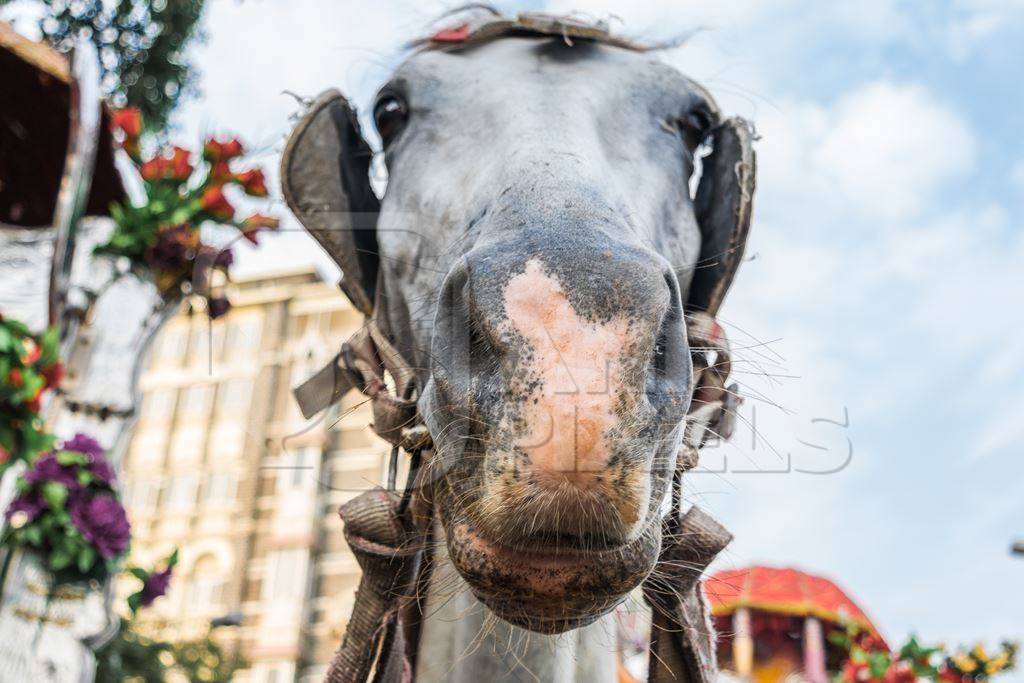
[430,258,474,402]
[647,267,690,387]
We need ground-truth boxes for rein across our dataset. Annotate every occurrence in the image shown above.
[298,311,737,683]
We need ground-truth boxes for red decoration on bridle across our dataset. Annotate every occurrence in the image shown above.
[430,23,471,43]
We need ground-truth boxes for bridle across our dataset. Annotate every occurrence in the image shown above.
[281,12,757,683]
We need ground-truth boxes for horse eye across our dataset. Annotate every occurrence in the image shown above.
[374,94,409,146]
[677,107,713,151]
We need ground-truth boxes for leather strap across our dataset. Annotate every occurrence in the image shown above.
[326,490,425,683]
[643,508,733,683]
[294,320,428,449]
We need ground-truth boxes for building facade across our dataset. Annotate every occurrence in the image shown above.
[121,266,390,682]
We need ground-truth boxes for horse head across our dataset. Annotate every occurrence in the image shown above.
[283,13,754,637]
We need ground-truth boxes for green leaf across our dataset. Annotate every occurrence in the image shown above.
[23,525,43,547]
[49,548,73,571]
[828,631,851,649]
[17,374,44,402]
[868,651,891,678]
[42,475,68,499]
[77,546,97,574]
[57,450,87,466]
[42,482,68,510]
[129,567,149,581]
[38,327,59,363]
[167,548,179,567]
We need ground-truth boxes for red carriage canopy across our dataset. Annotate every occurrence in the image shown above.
[706,565,886,644]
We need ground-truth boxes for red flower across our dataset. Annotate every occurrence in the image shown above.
[23,343,41,365]
[7,368,23,388]
[0,446,8,464]
[141,148,193,183]
[882,664,915,683]
[26,394,41,413]
[235,169,268,197]
[841,660,868,682]
[111,108,142,139]
[209,160,233,184]
[140,157,164,182]
[169,147,193,181]
[200,186,235,221]
[203,138,244,163]
[41,361,63,390]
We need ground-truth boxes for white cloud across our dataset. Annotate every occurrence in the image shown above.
[947,0,1024,60]
[814,81,976,219]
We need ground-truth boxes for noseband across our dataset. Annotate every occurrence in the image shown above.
[282,12,757,683]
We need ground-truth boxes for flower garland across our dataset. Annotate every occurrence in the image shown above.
[0,315,62,472]
[1,431,179,603]
[831,621,1018,682]
[3,434,130,580]
[102,108,279,318]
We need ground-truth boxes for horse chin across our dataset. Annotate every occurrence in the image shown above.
[439,503,662,635]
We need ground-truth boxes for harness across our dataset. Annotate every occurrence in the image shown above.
[281,12,757,683]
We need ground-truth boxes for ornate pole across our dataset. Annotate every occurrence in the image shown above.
[803,616,828,683]
[732,607,754,679]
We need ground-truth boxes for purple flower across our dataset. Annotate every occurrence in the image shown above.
[207,296,230,319]
[146,225,194,271]
[213,248,234,268]
[139,565,173,607]
[69,493,131,560]
[62,433,116,485]
[24,453,79,488]
[61,433,104,460]
[87,457,116,486]
[5,490,45,522]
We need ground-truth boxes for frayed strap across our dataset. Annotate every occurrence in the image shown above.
[325,490,424,683]
[644,507,732,683]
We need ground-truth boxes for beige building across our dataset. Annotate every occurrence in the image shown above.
[120,265,390,682]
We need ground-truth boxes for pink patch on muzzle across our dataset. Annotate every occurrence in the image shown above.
[502,259,632,477]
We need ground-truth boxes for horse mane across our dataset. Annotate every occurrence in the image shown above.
[407,5,698,54]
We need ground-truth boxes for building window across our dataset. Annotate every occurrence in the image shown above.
[187,555,222,611]
[143,388,176,420]
[165,476,197,511]
[181,384,215,416]
[155,326,188,366]
[216,378,253,413]
[202,472,236,506]
[126,480,159,512]
[276,446,320,492]
[225,317,262,353]
[263,549,306,601]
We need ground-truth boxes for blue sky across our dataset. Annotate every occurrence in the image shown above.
[6,0,1022,654]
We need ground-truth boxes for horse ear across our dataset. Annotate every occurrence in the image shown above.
[687,117,757,316]
[281,89,380,316]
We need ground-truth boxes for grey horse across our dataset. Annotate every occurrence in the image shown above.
[283,12,754,683]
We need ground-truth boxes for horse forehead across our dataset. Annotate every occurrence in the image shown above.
[393,37,689,109]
